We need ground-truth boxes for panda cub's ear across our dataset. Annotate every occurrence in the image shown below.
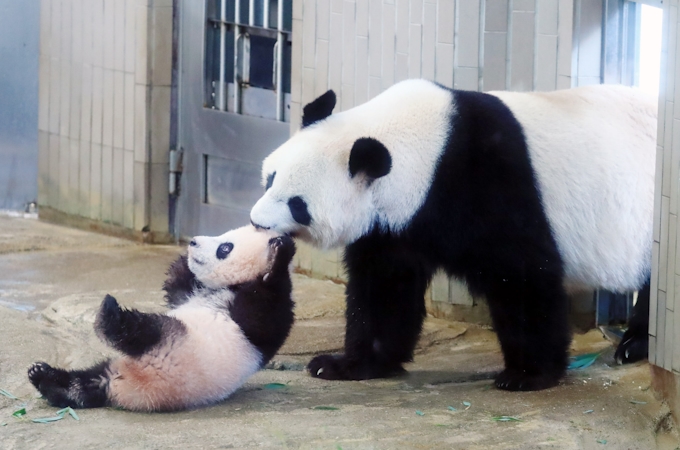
[349,137,392,182]
[302,90,336,127]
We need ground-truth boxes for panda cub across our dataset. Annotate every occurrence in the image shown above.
[28,226,295,411]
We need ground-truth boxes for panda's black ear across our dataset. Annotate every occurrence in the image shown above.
[349,138,392,181]
[302,90,336,127]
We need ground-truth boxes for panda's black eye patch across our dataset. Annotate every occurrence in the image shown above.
[265,172,276,191]
[216,242,234,260]
[288,196,312,226]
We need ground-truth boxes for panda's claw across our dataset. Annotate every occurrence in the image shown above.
[614,332,648,364]
[494,369,561,391]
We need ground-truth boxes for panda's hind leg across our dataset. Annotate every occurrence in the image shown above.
[615,279,650,364]
[27,361,110,408]
[472,270,571,391]
[95,294,185,356]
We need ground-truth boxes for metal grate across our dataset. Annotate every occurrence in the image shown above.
[205,0,292,121]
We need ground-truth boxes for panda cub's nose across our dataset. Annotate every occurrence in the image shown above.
[189,239,198,247]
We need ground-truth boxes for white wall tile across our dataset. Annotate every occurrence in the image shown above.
[79,140,91,217]
[81,0,93,65]
[421,2,436,80]
[510,11,535,91]
[381,2,396,89]
[302,67,316,106]
[368,0,382,77]
[38,130,50,206]
[454,67,478,90]
[329,12,343,94]
[59,61,71,136]
[92,0,104,68]
[410,0,423,24]
[134,84,148,162]
[135,5,149,85]
[435,42,453,87]
[91,66,104,144]
[71,0,83,63]
[68,138,80,215]
[316,0,330,40]
[514,0,535,11]
[395,52,409,83]
[101,145,113,222]
[40,0,51,57]
[485,0,508,32]
[103,0,115,70]
[356,0,368,35]
[557,0,573,78]
[114,0,126,71]
[396,0,409,54]
[59,136,71,212]
[69,64,82,139]
[60,0,72,61]
[48,134,60,207]
[537,0,559,35]
[315,39,330,97]
[665,308,674,371]
[368,75,382,99]
[113,71,125,149]
[150,85,171,163]
[123,150,134,228]
[90,142,102,219]
[408,23,422,78]
[342,1,356,85]
[651,241,660,336]
[437,0,454,44]
[661,196,671,294]
[50,0,62,60]
[535,34,558,91]
[355,36,369,104]
[112,147,124,224]
[290,18,303,103]
[124,74,135,151]
[302,0,316,68]
[674,305,680,372]
[457,0,480,68]
[656,290,667,367]
[663,101,674,197]
[483,31,507,91]
[125,0,136,73]
[102,69,114,146]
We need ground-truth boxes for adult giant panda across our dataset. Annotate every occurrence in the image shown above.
[28,226,296,411]
[250,79,656,391]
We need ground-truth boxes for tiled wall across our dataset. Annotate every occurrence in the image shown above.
[37,0,172,237]
[651,0,680,374]
[289,0,576,310]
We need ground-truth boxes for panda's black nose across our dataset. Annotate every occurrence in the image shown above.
[189,239,198,247]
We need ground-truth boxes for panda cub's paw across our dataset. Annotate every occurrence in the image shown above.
[495,369,561,391]
[28,362,65,389]
[308,354,405,380]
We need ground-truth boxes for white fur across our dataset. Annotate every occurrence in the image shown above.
[250,79,453,249]
[490,86,656,292]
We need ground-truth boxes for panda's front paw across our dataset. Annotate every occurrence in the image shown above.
[495,369,561,391]
[615,330,648,364]
[308,354,347,380]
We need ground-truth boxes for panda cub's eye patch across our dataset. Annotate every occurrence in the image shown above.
[216,242,234,260]
[265,172,276,191]
[288,196,312,226]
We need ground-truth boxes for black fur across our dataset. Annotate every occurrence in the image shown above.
[95,294,186,357]
[349,137,392,180]
[302,90,336,127]
[309,89,571,391]
[163,255,202,308]
[615,279,650,364]
[229,236,296,365]
[28,361,111,408]
[288,196,312,226]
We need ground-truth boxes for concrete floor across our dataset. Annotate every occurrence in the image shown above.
[0,214,677,449]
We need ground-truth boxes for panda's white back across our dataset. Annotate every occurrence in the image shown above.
[491,86,656,292]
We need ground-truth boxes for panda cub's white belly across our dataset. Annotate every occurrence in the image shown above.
[108,300,262,411]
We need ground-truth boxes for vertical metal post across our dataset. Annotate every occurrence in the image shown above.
[263,0,270,28]
[249,0,255,26]
[217,0,227,111]
[275,0,284,121]
[234,0,242,113]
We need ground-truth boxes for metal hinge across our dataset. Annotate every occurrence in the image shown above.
[169,148,184,196]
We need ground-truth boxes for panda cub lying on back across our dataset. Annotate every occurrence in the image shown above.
[28,226,295,411]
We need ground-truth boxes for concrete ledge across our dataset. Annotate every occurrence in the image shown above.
[651,364,680,429]
[38,206,175,245]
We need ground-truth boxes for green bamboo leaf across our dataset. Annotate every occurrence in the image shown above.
[415,410,424,416]
[31,416,64,423]
[447,406,457,411]
[263,383,287,390]
[313,406,339,411]
[492,416,521,422]
[0,389,18,399]
[11,408,26,418]
[629,400,647,405]
[568,352,602,370]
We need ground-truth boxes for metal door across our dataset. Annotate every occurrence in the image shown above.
[177,0,292,238]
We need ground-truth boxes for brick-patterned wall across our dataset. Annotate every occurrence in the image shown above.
[289,0,576,310]
[651,0,680,373]
[37,0,172,237]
